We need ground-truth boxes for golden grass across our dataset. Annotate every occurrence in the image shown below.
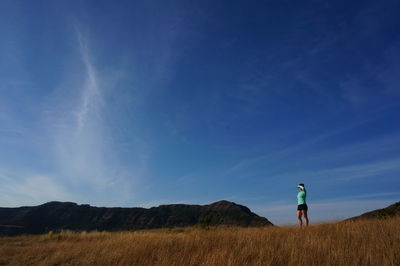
[0,217,399,266]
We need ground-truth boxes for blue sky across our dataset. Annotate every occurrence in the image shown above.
[1,0,400,225]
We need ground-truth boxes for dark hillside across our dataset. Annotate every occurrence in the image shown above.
[0,200,272,235]
[346,201,400,221]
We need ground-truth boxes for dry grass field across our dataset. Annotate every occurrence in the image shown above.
[0,217,399,266]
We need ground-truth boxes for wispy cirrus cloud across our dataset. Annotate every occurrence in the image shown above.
[308,157,400,181]
[40,29,148,206]
[75,30,104,133]
[52,30,110,186]
[222,115,386,177]
[260,157,400,186]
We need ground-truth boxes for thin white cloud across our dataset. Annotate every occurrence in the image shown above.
[326,158,400,181]
[261,157,400,184]
[52,31,109,187]
[222,117,381,177]
[305,133,400,164]
[75,30,103,132]
[0,25,152,208]
[41,29,147,206]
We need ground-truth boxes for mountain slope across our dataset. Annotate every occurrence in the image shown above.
[0,200,273,235]
[347,201,400,221]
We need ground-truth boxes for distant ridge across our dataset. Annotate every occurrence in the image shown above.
[0,200,273,235]
[346,201,400,221]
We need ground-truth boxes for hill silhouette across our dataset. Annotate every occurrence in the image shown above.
[0,200,272,235]
[347,201,400,221]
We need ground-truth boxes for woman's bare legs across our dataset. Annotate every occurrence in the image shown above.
[297,210,303,227]
[303,210,309,226]
[297,210,309,227]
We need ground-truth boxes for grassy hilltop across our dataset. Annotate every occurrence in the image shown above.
[1,216,399,266]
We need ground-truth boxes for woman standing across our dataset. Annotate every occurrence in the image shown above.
[297,183,309,227]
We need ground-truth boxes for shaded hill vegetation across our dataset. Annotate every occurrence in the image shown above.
[347,201,400,221]
[0,200,272,235]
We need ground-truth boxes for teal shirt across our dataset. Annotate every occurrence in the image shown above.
[297,190,306,205]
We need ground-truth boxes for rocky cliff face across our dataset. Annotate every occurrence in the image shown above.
[0,200,273,235]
